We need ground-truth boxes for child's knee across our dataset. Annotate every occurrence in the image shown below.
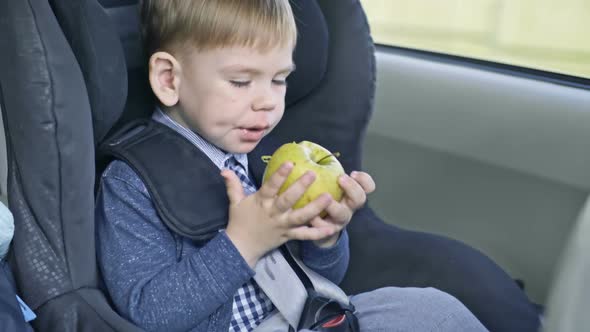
[351,287,487,331]
[412,287,487,331]
[419,287,464,309]
[363,286,460,308]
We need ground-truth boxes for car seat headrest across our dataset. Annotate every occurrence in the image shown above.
[285,1,329,107]
[50,0,128,145]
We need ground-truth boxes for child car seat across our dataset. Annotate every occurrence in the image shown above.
[0,0,540,330]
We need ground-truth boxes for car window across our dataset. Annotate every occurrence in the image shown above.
[361,0,590,79]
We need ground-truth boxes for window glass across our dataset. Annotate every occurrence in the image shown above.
[361,0,590,79]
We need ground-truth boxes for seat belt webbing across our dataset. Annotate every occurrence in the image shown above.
[252,245,350,331]
[253,248,306,328]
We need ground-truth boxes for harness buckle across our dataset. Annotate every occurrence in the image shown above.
[298,289,359,332]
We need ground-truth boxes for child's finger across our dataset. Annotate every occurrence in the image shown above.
[274,171,316,212]
[323,200,352,225]
[338,174,367,210]
[350,171,376,194]
[286,223,337,242]
[221,170,246,206]
[287,193,332,226]
[308,216,341,230]
[258,162,293,199]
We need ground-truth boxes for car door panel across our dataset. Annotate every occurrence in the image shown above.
[363,46,590,304]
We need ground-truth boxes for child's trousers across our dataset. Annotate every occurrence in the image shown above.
[301,287,488,332]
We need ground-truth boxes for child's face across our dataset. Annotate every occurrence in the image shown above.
[171,44,294,154]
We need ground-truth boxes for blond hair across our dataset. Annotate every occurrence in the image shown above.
[140,0,297,56]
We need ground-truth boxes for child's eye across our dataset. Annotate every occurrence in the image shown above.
[272,79,287,86]
[230,80,250,88]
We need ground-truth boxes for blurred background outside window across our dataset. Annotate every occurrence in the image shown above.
[361,0,590,79]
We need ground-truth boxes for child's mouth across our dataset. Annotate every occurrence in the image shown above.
[239,127,267,141]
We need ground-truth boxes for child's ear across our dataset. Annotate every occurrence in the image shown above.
[148,52,182,106]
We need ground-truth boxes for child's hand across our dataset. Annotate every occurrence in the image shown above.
[309,171,376,248]
[222,162,336,268]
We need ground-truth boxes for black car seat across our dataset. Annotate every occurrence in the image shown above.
[0,0,140,331]
[0,0,540,331]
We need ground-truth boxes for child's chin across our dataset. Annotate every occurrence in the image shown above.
[229,141,259,154]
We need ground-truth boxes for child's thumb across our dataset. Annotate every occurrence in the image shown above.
[221,170,245,205]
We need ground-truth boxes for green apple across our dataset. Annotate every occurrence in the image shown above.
[262,141,345,214]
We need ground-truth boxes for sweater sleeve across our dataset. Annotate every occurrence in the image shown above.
[95,161,253,332]
[299,230,350,285]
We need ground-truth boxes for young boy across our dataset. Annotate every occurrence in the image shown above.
[95,1,487,331]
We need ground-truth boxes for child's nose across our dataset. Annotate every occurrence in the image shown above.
[252,87,278,112]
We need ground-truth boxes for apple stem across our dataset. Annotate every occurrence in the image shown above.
[317,152,341,164]
[261,156,272,163]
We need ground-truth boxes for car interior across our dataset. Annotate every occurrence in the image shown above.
[0,0,588,331]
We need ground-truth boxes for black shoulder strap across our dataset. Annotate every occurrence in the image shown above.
[99,119,285,244]
[100,120,230,243]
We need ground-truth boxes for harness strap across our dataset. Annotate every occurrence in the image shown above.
[251,311,290,332]
[253,244,352,331]
[254,249,308,328]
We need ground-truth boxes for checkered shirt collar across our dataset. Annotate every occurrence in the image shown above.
[152,107,249,171]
